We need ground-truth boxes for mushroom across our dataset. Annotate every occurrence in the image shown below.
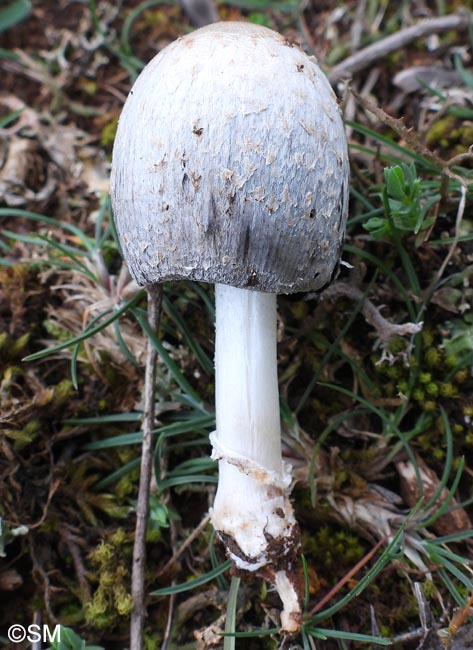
[110,21,349,633]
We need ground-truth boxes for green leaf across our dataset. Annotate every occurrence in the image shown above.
[454,53,473,89]
[0,108,23,127]
[46,624,104,650]
[151,559,232,596]
[305,628,391,645]
[0,0,31,33]
[385,165,405,201]
[23,292,144,362]
[364,216,392,239]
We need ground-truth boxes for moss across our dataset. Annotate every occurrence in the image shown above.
[85,529,133,630]
[397,380,409,394]
[100,117,118,148]
[384,365,401,379]
[78,78,98,96]
[439,382,458,398]
[454,369,468,384]
[0,331,8,351]
[445,354,458,368]
[43,319,75,343]
[425,382,439,397]
[425,347,442,367]
[113,584,134,616]
[459,122,473,147]
[90,541,115,565]
[422,329,435,347]
[302,525,364,571]
[464,404,473,419]
[412,388,425,402]
[425,114,457,147]
[388,336,407,355]
[5,418,41,450]
[10,333,30,357]
[52,379,74,407]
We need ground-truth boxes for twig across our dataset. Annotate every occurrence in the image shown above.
[388,627,425,644]
[351,0,367,54]
[422,182,467,304]
[130,284,163,650]
[321,282,423,343]
[60,528,91,603]
[28,536,56,623]
[329,11,471,83]
[161,591,176,650]
[161,506,179,650]
[156,513,211,579]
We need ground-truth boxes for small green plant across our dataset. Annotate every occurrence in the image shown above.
[364,162,439,240]
[47,625,104,650]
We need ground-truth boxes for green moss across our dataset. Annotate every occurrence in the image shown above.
[388,336,407,355]
[302,525,364,570]
[425,382,439,397]
[79,78,98,96]
[10,333,30,357]
[425,347,442,367]
[100,117,118,148]
[397,380,409,394]
[460,122,473,147]
[445,354,458,368]
[439,382,458,398]
[425,114,457,147]
[43,319,74,343]
[422,329,435,346]
[464,404,473,419]
[85,529,133,629]
[413,388,425,402]
[52,379,74,407]
[454,369,468,384]
[4,418,41,450]
[384,365,401,379]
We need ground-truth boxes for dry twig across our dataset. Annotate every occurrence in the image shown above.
[329,11,472,83]
[130,285,163,649]
[156,513,211,579]
[322,281,423,343]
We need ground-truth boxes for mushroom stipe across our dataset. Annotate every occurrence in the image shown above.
[111,21,349,634]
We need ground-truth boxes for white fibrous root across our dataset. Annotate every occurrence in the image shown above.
[211,284,302,633]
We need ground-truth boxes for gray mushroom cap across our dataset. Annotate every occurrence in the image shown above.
[111,21,349,294]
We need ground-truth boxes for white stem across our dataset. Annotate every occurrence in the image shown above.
[210,284,301,633]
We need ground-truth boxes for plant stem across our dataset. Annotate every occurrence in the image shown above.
[211,284,302,633]
[130,284,163,649]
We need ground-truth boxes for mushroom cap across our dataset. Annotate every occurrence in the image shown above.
[111,21,349,293]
